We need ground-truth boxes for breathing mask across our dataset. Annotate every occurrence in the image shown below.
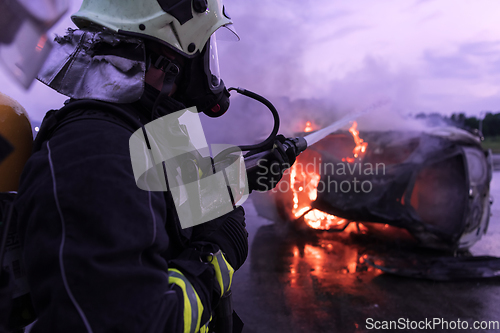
[174,34,230,118]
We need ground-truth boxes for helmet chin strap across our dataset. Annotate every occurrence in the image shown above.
[150,53,182,118]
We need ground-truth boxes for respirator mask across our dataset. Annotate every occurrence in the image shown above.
[174,34,230,118]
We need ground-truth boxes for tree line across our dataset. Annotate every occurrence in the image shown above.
[414,112,500,138]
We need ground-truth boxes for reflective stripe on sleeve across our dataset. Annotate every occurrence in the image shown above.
[207,251,234,297]
[168,268,204,333]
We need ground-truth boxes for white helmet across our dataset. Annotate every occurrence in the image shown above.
[71,0,238,58]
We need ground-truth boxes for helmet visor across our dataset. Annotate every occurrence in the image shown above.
[208,35,221,88]
[206,24,239,90]
[216,23,240,42]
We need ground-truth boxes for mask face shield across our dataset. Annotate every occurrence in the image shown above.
[0,0,68,88]
[207,34,221,89]
[214,22,240,42]
[175,24,238,118]
[205,24,239,91]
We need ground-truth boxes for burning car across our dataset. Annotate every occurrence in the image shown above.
[253,121,493,251]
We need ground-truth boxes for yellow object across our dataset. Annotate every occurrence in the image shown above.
[0,92,32,191]
[168,268,207,333]
[206,250,233,297]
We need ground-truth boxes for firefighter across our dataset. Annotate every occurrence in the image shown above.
[12,0,295,332]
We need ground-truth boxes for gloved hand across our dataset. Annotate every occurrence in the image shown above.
[187,208,247,333]
[173,245,236,333]
[191,206,248,271]
[172,243,234,303]
[168,243,232,333]
[245,135,297,192]
[167,267,211,333]
[205,250,234,298]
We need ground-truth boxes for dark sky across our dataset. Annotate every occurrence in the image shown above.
[2,0,500,125]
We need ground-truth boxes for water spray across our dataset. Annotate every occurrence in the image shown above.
[223,87,390,183]
[302,99,390,147]
[227,87,389,161]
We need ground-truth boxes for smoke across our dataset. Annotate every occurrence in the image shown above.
[321,56,430,132]
[201,1,442,146]
[202,53,432,147]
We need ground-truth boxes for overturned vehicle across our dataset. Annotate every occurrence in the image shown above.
[254,123,493,251]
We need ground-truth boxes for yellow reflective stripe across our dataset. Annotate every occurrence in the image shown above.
[168,274,193,333]
[207,254,223,297]
[168,269,200,333]
[199,315,212,333]
[199,320,209,333]
[168,268,204,333]
[216,251,233,293]
[208,251,234,297]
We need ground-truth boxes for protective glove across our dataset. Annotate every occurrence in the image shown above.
[191,206,248,271]
[205,250,234,298]
[172,241,236,299]
[187,208,246,333]
[168,243,231,333]
[167,268,210,333]
[171,243,235,329]
[245,135,297,192]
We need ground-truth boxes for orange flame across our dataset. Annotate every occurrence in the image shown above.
[349,121,368,161]
[291,121,368,230]
[304,209,347,230]
[290,160,318,218]
[304,121,314,132]
[290,158,346,229]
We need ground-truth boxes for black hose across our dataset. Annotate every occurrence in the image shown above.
[227,87,280,151]
[214,88,280,161]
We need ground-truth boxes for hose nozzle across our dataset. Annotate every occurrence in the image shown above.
[282,137,308,157]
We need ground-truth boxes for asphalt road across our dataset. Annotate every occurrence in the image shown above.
[24,169,500,333]
[232,171,500,333]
